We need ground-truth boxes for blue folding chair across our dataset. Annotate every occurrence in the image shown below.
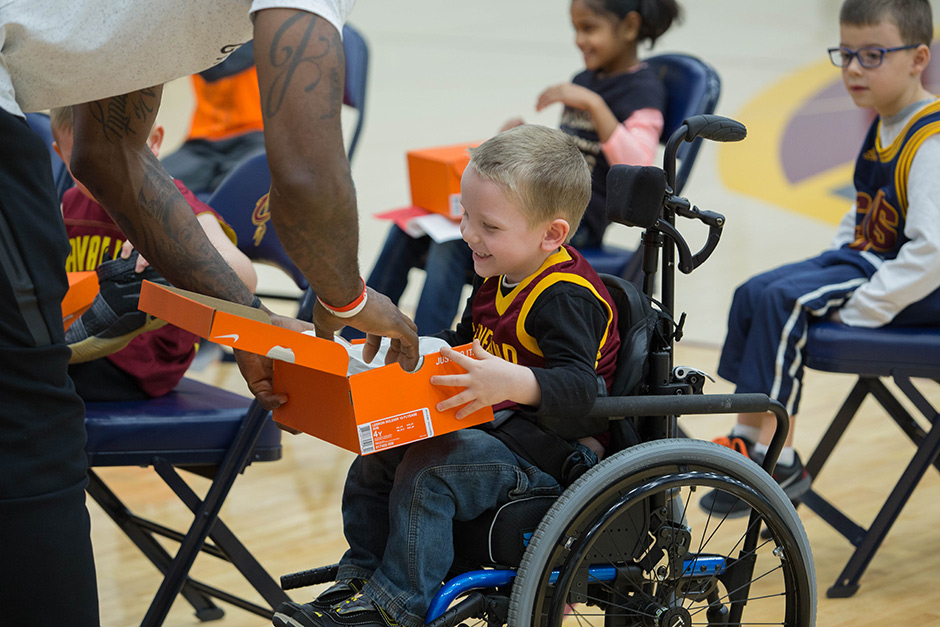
[342,23,369,163]
[579,53,721,281]
[798,322,940,598]
[84,382,289,625]
[206,151,308,299]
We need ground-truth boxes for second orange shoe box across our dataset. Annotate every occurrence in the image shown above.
[407,142,478,220]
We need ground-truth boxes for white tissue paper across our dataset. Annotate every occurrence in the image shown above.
[332,335,452,375]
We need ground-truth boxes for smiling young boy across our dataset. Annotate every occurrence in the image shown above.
[702,0,940,516]
[273,125,621,627]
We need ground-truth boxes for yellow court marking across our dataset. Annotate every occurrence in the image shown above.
[718,59,852,226]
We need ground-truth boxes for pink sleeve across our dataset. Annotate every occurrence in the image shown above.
[600,108,664,167]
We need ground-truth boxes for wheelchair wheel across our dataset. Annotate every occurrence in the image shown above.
[508,439,816,626]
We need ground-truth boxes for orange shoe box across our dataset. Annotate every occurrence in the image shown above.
[63,271,99,331]
[138,281,493,455]
[407,142,478,219]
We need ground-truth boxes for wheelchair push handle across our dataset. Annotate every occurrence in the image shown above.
[664,114,747,187]
[605,167,726,274]
[606,113,745,275]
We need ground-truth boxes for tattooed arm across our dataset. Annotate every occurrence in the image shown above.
[253,9,419,369]
[70,88,309,408]
[70,87,254,305]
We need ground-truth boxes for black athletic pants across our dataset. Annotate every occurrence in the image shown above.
[0,109,99,625]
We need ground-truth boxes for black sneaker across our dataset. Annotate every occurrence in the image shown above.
[66,252,169,363]
[272,579,370,627]
[699,441,812,518]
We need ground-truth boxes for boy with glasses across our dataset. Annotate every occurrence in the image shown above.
[701,0,940,516]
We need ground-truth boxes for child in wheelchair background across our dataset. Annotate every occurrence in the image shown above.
[702,0,940,517]
[274,125,623,627]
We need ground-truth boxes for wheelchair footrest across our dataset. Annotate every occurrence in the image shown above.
[281,563,339,591]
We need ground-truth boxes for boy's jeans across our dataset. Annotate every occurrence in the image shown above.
[336,428,561,627]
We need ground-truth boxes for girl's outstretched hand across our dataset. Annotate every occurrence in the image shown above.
[430,339,540,419]
[536,83,600,112]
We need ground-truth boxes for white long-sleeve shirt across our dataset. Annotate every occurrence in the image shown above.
[833,101,940,327]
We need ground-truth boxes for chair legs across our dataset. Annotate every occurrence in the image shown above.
[90,399,290,626]
[87,470,225,621]
[801,375,940,597]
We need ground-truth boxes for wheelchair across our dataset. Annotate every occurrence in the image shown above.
[281,115,817,626]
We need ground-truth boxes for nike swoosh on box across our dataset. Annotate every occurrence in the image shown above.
[214,333,239,342]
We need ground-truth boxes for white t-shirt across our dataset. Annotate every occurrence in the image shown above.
[0,0,354,117]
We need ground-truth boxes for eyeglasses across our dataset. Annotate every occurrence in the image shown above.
[828,44,920,69]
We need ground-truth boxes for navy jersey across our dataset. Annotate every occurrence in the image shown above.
[849,99,940,259]
[469,246,620,412]
[559,66,666,245]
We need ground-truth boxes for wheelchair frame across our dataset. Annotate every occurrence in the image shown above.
[281,116,817,627]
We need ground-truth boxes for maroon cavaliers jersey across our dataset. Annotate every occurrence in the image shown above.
[62,180,235,397]
[471,245,620,412]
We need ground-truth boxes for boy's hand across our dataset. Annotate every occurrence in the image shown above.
[536,83,600,112]
[120,240,151,273]
[430,340,540,419]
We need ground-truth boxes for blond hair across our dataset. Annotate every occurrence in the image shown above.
[48,106,74,140]
[467,125,591,239]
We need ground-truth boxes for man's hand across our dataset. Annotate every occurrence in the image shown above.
[234,312,315,412]
[313,287,419,370]
[430,340,540,419]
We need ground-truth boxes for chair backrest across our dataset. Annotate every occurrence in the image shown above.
[206,151,309,291]
[645,53,721,194]
[342,23,369,162]
[25,112,75,202]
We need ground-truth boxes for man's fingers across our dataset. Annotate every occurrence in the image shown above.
[234,349,286,410]
[248,383,287,411]
[362,334,382,363]
[394,333,419,372]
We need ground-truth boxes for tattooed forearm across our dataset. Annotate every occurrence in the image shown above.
[108,155,254,304]
[132,88,158,122]
[265,13,340,118]
[87,97,133,143]
[85,89,159,143]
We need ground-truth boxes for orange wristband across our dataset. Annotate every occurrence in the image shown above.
[318,278,368,318]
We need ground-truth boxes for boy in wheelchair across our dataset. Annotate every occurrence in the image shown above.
[273,125,622,627]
